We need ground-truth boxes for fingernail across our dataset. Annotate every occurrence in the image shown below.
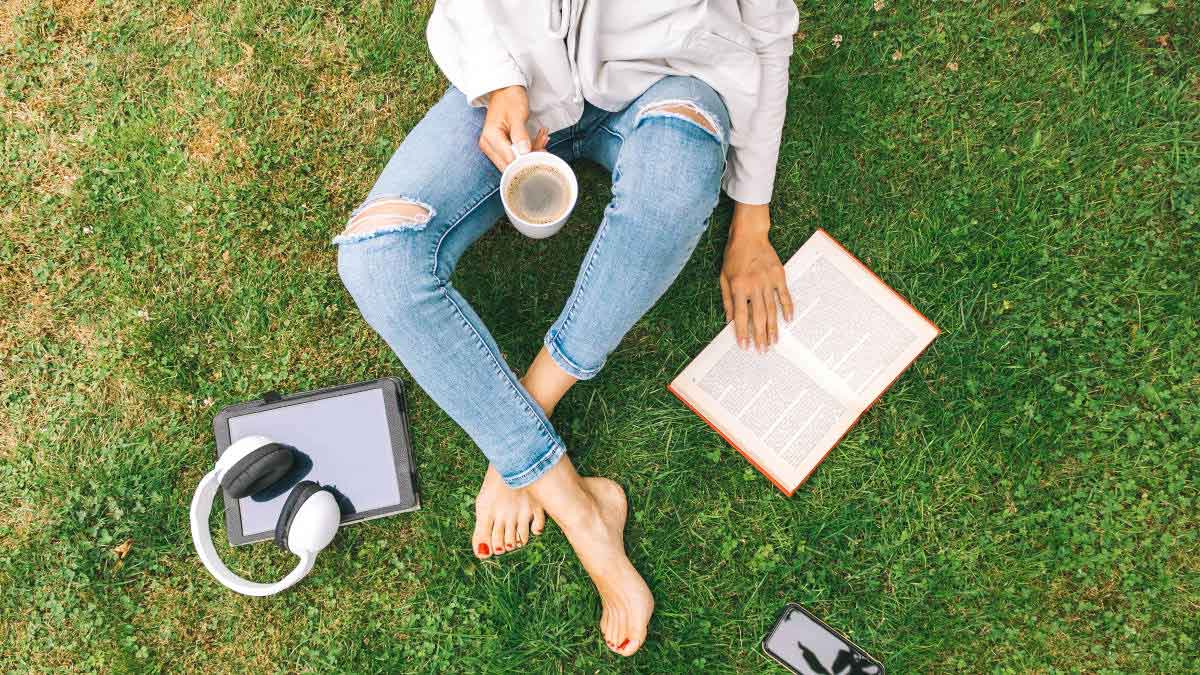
[478,543,489,555]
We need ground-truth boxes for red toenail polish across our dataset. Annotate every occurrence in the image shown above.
[618,639,629,649]
[479,543,489,555]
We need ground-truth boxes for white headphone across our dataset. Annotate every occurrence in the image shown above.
[190,435,341,596]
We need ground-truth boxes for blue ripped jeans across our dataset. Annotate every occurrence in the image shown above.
[336,76,729,487]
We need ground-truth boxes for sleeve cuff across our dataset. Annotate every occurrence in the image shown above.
[459,63,527,108]
[722,173,774,205]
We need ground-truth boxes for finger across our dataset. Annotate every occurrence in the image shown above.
[750,288,768,352]
[516,509,531,547]
[472,513,494,559]
[720,276,734,323]
[773,268,794,322]
[533,127,549,152]
[764,286,779,347]
[479,134,506,172]
[483,128,515,169]
[508,118,532,156]
[531,507,546,535]
[491,521,506,556]
[733,289,750,350]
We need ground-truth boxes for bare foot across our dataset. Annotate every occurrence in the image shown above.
[472,464,546,559]
[566,477,655,656]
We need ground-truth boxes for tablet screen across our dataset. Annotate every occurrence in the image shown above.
[226,388,403,537]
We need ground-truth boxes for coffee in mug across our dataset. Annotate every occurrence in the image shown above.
[505,165,571,225]
[500,150,578,239]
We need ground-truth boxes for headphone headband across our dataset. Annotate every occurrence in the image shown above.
[190,469,316,596]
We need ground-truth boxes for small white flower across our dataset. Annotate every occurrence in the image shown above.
[203,397,214,407]
[136,309,149,320]
[832,34,843,48]
[873,0,885,11]
[82,226,93,235]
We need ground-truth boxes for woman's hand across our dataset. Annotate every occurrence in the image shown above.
[479,85,549,171]
[720,203,794,352]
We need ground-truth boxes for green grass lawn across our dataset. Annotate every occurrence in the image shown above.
[2,0,1198,671]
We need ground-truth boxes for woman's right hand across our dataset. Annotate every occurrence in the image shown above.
[479,85,549,171]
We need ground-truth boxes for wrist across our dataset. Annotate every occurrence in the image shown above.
[730,202,771,243]
[491,84,525,98]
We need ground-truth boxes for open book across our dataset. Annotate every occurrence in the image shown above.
[669,229,939,495]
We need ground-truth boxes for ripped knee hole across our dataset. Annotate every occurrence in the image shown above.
[341,198,432,238]
[639,101,720,136]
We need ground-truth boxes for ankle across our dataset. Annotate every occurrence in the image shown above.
[519,376,559,417]
[525,463,598,528]
[555,507,607,542]
[521,347,577,417]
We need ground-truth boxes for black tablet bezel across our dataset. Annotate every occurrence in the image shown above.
[761,602,886,675]
[212,377,420,547]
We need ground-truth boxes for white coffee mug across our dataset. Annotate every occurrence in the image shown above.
[500,147,577,239]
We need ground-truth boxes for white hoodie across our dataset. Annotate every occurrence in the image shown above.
[426,0,800,205]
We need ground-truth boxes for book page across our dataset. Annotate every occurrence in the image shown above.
[670,229,938,493]
[672,327,858,489]
[780,231,939,409]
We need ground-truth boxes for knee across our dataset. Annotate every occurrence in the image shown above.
[618,105,727,224]
[335,198,440,316]
[335,197,435,244]
[635,100,724,144]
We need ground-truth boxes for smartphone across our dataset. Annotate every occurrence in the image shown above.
[761,603,885,675]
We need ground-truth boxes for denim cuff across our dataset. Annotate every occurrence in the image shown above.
[501,439,567,488]
[544,331,604,380]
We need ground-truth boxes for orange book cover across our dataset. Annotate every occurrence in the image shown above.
[669,229,940,496]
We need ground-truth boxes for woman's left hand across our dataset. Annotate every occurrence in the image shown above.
[720,203,794,352]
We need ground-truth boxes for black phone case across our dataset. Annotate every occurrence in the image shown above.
[761,603,885,675]
[212,377,420,546]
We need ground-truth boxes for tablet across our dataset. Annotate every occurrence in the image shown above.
[213,378,420,546]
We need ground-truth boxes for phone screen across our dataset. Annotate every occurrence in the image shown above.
[762,605,883,675]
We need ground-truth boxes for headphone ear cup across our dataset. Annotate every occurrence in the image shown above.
[274,480,322,551]
[221,443,295,499]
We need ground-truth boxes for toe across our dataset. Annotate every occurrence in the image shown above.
[607,608,626,654]
[531,507,546,536]
[491,522,506,556]
[621,606,651,656]
[516,509,531,547]
[605,608,622,647]
[622,625,646,656]
[502,520,517,553]
[472,514,494,559]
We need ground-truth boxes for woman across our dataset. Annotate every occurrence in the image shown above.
[337,0,799,657]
